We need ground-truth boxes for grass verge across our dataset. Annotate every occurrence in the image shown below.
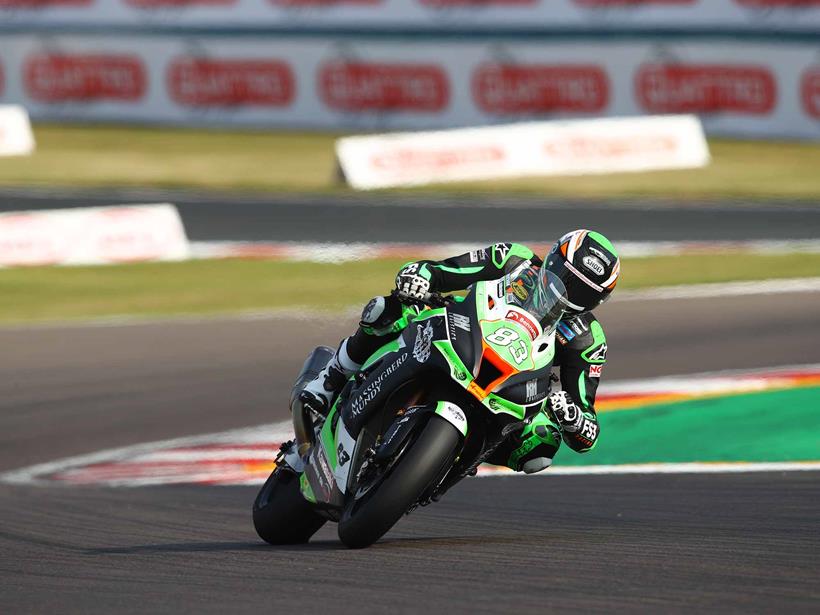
[0,124,817,200]
[1,253,819,324]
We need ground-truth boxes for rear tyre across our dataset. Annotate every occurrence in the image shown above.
[337,415,460,549]
[253,467,326,545]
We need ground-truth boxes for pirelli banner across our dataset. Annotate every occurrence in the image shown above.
[1,0,819,31]
[0,35,817,139]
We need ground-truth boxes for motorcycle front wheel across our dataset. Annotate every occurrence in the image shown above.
[337,414,460,549]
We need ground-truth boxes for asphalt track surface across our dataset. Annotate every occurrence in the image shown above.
[1,187,818,242]
[2,290,819,613]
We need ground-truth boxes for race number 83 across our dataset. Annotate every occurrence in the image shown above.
[486,327,527,364]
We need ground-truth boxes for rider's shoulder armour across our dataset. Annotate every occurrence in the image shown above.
[555,313,608,364]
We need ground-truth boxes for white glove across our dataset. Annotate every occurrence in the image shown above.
[547,391,583,433]
[395,263,431,301]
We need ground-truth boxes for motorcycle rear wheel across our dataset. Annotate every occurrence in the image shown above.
[253,466,326,545]
[337,414,460,549]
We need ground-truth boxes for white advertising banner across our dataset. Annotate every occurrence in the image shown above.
[0,204,190,267]
[0,105,35,156]
[0,34,816,139]
[336,115,711,189]
[0,0,818,31]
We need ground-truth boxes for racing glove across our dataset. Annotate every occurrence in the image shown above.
[395,262,431,301]
[547,391,583,433]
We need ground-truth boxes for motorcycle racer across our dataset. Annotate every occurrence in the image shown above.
[300,229,619,474]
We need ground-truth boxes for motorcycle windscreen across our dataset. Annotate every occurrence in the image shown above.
[508,268,567,332]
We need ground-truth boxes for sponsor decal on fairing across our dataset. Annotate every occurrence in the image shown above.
[450,313,471,332]
[435,401,468,436]
[349,352,408,416]
[413,320,435,362]
[505,310,539,340]
[526,379,538,402]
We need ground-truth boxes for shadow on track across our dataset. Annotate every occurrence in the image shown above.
[84,533,530,555]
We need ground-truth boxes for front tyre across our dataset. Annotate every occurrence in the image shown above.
[337,415,460,549]
[253,467,326,545]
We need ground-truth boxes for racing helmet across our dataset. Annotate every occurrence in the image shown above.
[543,229,620,315]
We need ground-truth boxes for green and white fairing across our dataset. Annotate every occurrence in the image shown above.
[298,275,567,507]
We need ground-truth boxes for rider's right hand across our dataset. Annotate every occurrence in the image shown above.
[395,263,431,301]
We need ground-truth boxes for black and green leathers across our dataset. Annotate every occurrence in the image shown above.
[339,242,607,470]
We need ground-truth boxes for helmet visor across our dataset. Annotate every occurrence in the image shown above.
[516,268,567,332]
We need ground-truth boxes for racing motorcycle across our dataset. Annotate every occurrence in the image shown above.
[253,270,568,549]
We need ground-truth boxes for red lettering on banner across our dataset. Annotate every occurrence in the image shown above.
[635,64,776,115]
[370,146,504,171]
[272,0,380,5]
[505,310,539,340]
[419,0,534,5]
[0,0,91,6]
[473,64,609,114]
[801,68,820,119]
[167,58,295,107]
[24,54,146,102]
[125,0,234,6]
[573,0,694,5]
[543,135,678,159]
[0,214,65,266]
[92,208,171,263]
[319,62,449,112]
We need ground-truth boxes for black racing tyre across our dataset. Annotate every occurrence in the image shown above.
[252,466,326,545]
[337,415,460,549]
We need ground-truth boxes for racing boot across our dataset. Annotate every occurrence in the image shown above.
[299,338,360,417]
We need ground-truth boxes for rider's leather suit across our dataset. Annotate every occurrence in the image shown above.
[342,243,607,470]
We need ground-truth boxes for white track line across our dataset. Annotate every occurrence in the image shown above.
[0,422,294,487]
[517,462,820,476]
[3,364,820,487]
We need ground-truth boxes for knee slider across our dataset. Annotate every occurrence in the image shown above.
[509,418,560,473]
[360,296,386,326]
[521,457,552,474]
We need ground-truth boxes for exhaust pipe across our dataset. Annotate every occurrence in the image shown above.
[289,346,335,457]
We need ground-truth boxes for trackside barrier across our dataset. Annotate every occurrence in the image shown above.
[336,115,710,190]
[0,203,190,267]
[0,36,817,139]
[0,105,35,157]
[1,1,818,31]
